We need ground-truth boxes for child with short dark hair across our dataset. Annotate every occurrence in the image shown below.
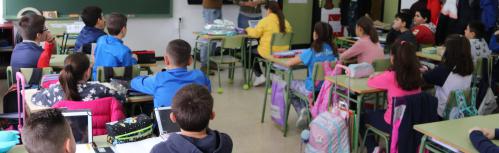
[93,13,137,80]
[11,14,56,71]
[131,39,211,108]
[75,6,106,53]
[22,108,76,153]
[465,21,492,63]
[392,12,417,45]
[150,84,232,153]
[412,8,436,45]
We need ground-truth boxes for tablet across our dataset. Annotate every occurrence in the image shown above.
[154,107,180,135]
[62,110,93,144]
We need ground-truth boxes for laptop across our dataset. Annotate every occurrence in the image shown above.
[62,110,93,144]
[248,20,259,28]
[154,107,181,135]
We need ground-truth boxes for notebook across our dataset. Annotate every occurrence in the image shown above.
[154,107,181,135]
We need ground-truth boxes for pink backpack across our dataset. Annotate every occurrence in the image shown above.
[311,61,342,118]
[305,107,350,153]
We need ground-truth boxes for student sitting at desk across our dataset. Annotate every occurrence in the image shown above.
[75,6,106,53]
[93,13,137,80]
[131,39,211,108]
[364,40,423,152]
[422,34,473,117]
[245,1,293,86]
[11,14,57,71]
[31,53,126,107]
[464,21,491,63]
[339,16,384,64]
[22,108,76,153]
[284,22,336,128]
[150,84,232,153]
[412,8,435,45]
[469,127,499,153]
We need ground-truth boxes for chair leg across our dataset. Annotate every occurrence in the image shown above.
[261,61,272,123]
[283,70,293,137]
[362,127,372,152]
[216,63,223,94]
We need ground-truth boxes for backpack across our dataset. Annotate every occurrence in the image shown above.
[270,75,286,126]
[311,61,342,119]
[448,88,478,120]
[40,74,59,88]
[305,107,350,153]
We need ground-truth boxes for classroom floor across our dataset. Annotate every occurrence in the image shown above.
[0,61,306,153]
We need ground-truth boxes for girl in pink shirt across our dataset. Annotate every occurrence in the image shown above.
[363,40,423,152]
[339,16,384,64]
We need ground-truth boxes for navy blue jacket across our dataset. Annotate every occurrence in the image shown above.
[470,129,499,153]
[75,26,106,52]
[150,130,232,153]
[10,42,43,70]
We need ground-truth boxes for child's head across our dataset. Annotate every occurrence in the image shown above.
[106,13,127,37]
[311,22,335,54]
[443,34,474,76]
[393,12,412,31]
[60,52,91,101]
[356,16,379,43]
[389,40,423,91]
[413,9,431,26]
[264,1,286,33]
[465,21,485,39]
[22,109,76,153]
[81,6,105,30]
[164,39,192,68]
[18,14,49,42]
[171,84,214,132]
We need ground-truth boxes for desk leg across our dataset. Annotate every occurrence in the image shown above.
[283,69,293,137]
[354,94,364,153]
[260,61,272,123]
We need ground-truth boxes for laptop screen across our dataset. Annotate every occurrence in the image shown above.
[155,107,181,134]
[62,110,93,144]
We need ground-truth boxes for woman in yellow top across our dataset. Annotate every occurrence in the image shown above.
[246,1,293,86]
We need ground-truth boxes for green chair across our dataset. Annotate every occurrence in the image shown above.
[96,65,141,82]
[283,62,335,136]
[6,66,53,87]
[209,35,245,94]
[372,58,391,72]
[257,32,293,117]
[192,35,203,69]
[60,32,79,54]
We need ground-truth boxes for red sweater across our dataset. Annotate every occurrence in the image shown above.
[37,42,54,68]
[412,24,436,45]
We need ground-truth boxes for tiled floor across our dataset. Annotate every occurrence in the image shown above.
[0,61,306,153]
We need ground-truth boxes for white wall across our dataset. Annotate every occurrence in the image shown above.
[123,1,241,57]
[400,0,418,9]
[0,0,242,56]
[0,0,4,22]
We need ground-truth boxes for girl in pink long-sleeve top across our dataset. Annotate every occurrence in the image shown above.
[362,40,423,153]
[339,16,384,64]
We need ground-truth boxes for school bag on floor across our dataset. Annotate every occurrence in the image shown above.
[270,75,286,126]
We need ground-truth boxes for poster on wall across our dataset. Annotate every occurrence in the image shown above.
[289,0,307,4]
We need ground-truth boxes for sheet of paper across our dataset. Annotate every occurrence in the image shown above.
[288,0,307,4]
[76,144,95,153]
[113,136,166,153]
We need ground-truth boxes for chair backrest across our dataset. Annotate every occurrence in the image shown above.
[52,97,125,136]
[270,33,293,54]
[311,61,336,99]
[96,65,141,82]
[222,35,245,50]
[372,58,391,72]
[7,66,53,87]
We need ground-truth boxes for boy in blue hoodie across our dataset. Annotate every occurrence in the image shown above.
[150,84,232,153]
[489,30,499,53]
[75,6,106,53]
[131,39,211,107]
[93,13,137,80]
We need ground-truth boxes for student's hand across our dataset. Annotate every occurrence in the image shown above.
[43,32,56,44]
[495,30,499,35]
[470,127,496,139]
[132,54,138,60]
[419,65,429,73]
[338,48,346,53]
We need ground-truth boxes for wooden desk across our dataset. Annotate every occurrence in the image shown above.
[325,75,385,152]
[9,135,109,153]
[415,114,499,153]
[127,95,153,103]
[416,52,442,62]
